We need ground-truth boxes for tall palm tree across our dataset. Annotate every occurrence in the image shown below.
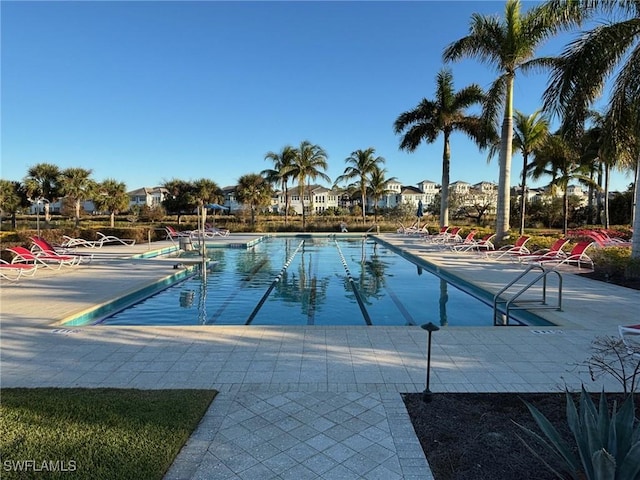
[93,179,130,228]
[235,173,273,229]
[444,0,585,242]
[262,145,297,225]
[24,163,61,224]
[335,148,385,223]
[58,167,96,227]
[367,166,397,223]
[543,0,640,256]
[394,68,489,228]
[284,141,331,231]
[512,110,550,235]
[530,132,596,235]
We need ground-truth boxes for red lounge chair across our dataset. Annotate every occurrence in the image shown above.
[164,225,194,240]
[516,238,570,263]
[30,236,91,262]
[0,259,38,281]
[486,235,531,260]
[452,233,495,252]
[449,230,477,250]
[427,226,460,244]
[535,241,595,270]
[7,246,82,269]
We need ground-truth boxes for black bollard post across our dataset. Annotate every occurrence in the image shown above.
[421,322,440,403]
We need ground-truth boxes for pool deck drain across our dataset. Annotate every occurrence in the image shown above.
[1,234,638,479]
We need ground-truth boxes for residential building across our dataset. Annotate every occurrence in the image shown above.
[128,187,170,209]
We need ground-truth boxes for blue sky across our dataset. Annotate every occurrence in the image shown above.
[1,1,633,193]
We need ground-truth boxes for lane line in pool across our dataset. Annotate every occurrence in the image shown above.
[245,240,305,325]
[208,254,273,323]
[334,240,372,326]
[383,282,417,326]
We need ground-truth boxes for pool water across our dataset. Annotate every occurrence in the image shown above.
[98,237,545,327]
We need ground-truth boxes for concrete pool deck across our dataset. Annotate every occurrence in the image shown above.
[1,233,638,479]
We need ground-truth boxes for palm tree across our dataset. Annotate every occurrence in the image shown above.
[262,145,297,225]
[0,180,27,229]
[509,110,550,235]
[543,0,640,256]
[193,178,223,228]
[235,173,273,229]
[530,133,596,235]
[335,148,385,223]
[284,141,331,231]
[367,166,397,223]
[23,163,61,224]
[93,179,130,227]
[444,0,585,242]
[394,68,489,228]
[163,179,197,224]
[58,167,97,227]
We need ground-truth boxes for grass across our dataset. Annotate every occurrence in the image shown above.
[0,388,217,480]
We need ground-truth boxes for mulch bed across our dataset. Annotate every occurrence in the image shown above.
[402,392,638,480]
[402,265,640,479]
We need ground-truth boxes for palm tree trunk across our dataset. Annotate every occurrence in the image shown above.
[300,184,306,231]
[110,212,115,228]
[496,75,515,242]
[603,164,610,229]
[596,166,603,224]
[587,168,595,225]
[361,189,366,223]
[75,200,81,227]
[563,191,568,235]
[631,156,639,259]
[284,183,289,226]
[519,153,528,235]
[44,202,51,225]
[440,133,451,228]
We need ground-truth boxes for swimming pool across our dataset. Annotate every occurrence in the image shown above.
[90,237,552,327]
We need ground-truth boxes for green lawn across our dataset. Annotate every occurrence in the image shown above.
[0,388,217,480]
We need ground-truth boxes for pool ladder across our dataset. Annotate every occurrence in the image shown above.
[493,265,563,326]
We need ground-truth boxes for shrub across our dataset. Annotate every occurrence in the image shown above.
[515,387,640,480]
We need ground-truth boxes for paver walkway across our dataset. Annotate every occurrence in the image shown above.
[2,233,638,479]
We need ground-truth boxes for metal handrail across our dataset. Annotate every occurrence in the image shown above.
[493,265,563,325]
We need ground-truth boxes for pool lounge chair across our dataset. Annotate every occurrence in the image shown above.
[425,226,458,244]
[534,241,595,270]
[7,246,82,269]
[0,259,38,281]
[30,236,92,262]
[453,233,495,252]
[205,226,230,237]
[448,230,477,250]
[96,232,136,246]
[486,235,531,260]
[165,225,193,240]
[516,238,570,264]
[61,235,101,248]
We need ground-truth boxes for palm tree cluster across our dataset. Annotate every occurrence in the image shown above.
[16,163,130,228]
[395,0,639,259]
[262,140,332,231]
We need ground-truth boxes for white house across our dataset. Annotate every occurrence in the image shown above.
[128,187,170,209]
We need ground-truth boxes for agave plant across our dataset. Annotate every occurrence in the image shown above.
[515,387,640,480]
